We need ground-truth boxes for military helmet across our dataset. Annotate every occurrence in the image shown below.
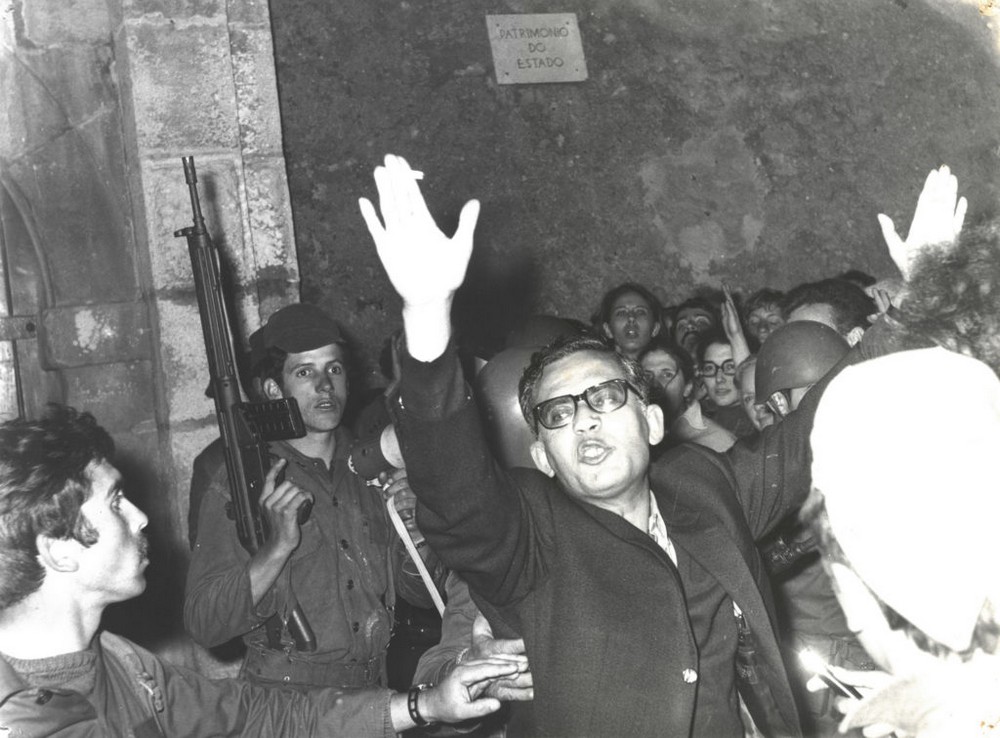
[755,320,850,399]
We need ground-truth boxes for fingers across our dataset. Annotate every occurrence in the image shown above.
[261,459,288,501]
[455,657,524,686]
[954,195,968,233]
[477,636,527,658]
[358,197,384,240]
[454,199,482,249]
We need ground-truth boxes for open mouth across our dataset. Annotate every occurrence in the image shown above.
[577,440,612,465]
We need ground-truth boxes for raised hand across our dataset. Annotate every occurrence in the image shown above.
[877,165,967,281]
[359,154,480,360]
[720,283,750,365]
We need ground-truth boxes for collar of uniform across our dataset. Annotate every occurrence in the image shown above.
[0,651,27,703]
[270,425,356,468]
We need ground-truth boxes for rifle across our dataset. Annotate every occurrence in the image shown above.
[174,156,317,652]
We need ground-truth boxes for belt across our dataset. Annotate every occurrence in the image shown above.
[241,645,386,689]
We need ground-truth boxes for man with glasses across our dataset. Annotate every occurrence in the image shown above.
[358,154,859,738]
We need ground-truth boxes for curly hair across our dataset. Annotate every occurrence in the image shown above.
[518,335,649,434]
[895,222,1000,378]
[0,405,114,610]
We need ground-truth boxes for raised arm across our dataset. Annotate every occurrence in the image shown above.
[877,164,967,282]
[359,154,480,361]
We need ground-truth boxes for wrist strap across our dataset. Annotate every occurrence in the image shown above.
[408,683,433,727]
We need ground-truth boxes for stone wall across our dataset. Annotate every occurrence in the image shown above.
[272,0,1000,380]
[1,0,299,664]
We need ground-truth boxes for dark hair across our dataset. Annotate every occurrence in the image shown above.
[518,335,649,434]
[638,334,695,383]
[781,279,875,336]
[596,282,663,327]
[802,488,1000,660]
[0,405,113,610]
[694,329,731,365]
[836,269,878,289]
[674,296,719,321]
[744,288,785,315]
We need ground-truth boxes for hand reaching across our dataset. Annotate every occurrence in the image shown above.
[359,155,480,359]
[420,656,528,724]
[467,612,534,701]
[877,165,967,281]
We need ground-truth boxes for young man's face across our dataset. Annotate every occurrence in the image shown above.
[268,343,348,435]
[702,342,738,407]
[75,460,149,606]
[529,351,663,509]
[640,349,688,420]
[746,305,784,347]
[673,307,716,357]
[603,291,659,359]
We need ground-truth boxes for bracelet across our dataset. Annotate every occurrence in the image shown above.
[408,683,433,727]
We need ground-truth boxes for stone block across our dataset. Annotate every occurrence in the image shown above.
[62,360,157,432]
[156,298,221,425]
[243,156,299,270]
[5,137,138,305]
[0,46,117,160]
[42,302,152,368]
[143,156,250,293]
[22,0,112,46]
[229,26,284,156]
[121,0,224,22]
[120,18,239,152]
[226,0,272,27]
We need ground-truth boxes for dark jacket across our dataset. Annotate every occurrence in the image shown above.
[393,345,847,738]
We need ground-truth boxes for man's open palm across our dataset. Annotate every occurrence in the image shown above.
[359,154,480,310]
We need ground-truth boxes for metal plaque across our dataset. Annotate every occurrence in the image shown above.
[486,13,588,85]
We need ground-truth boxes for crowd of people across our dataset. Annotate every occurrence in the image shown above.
[1,161,998,738]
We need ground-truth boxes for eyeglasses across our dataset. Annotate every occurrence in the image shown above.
[533,378,641,430]
[699,360,736,378]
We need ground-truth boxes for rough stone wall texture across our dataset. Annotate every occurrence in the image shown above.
[2,0,299,665]
[272,0,1000,380]
[1,0,151,436]
[110,0,298,666]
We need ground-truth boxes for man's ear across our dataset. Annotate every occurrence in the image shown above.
[262,378,284,401]
[846,326,865,347]
[651,321,661,338]
[601,322,613,340]
[36,535,81,574]
[529,440,555,477]
[645,403,665,446]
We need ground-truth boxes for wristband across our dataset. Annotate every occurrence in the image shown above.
[408,683,433,727]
